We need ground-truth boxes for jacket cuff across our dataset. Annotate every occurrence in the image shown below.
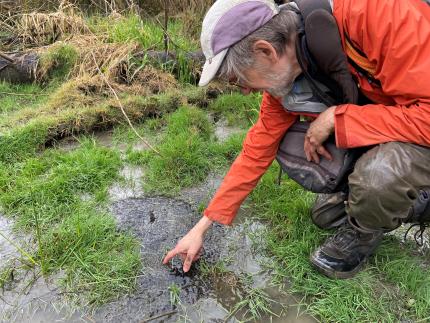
[203,209,233,226]
[334,104,349,148]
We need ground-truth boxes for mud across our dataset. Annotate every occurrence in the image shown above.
[92,195,315,323]
[93,196,228,322]
[0,216,19,266]
[1,127,316,322]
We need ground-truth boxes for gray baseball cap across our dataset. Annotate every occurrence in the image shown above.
[199,0,280,86]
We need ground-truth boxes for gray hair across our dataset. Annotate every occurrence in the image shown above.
[217,5,300,82]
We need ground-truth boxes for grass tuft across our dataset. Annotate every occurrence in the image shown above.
[209,92,261,127]
[136,106,214,193]
[38,42,79,81]
[0,139,140,305]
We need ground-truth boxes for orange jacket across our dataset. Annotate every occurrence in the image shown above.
[204,0,430,225]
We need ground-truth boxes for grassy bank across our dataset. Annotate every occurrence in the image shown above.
[115,90,430,321]
[1,5,429,322]
[1,78,429,320]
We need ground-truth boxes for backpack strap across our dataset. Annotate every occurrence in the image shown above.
[293,0,360,104]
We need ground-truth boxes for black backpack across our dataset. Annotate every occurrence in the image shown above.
[276,0,368,193]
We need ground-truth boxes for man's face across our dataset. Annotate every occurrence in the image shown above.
[229,55,297,97]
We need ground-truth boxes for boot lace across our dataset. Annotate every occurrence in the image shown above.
[330,224,360,251]
[404,223,429,247]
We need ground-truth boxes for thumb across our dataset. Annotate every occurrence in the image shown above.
[183,248,198,273]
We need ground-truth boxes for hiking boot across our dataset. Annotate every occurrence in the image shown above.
[310,222,383,279]
[311,191,348,230]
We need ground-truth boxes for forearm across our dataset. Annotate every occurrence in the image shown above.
[193,215,213,234]
[335,102,430,148]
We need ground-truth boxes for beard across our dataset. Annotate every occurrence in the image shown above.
[265,64,296,98]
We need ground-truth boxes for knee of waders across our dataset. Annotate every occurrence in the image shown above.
[311,191,348,229]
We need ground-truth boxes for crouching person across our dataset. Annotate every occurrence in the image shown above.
[163,0,430,279]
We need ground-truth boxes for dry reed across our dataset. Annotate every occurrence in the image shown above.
[15,1,90,46]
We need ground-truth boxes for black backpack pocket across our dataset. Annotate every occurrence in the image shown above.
[276,121,358,193]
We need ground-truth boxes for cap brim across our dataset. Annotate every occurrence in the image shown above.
[198,49,228,86]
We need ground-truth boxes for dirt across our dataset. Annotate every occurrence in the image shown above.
[0,127,317,323]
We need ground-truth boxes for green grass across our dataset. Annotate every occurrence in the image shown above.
[141,106,214,193]
[87,14,199,84]
[209,92,261,127]
[0,139,140,305]
[101,15,199,51]
[249,164,430,322]
[0,82,50,114]
[38,43,78,81]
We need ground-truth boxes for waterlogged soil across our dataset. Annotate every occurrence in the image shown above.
[0,217,19,266]
[94,189,316,322]
[0,126,317,322]
[3,124,429,322]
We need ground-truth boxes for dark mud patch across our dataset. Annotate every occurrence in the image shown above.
[90,196,316,322]
[91,196,228,322]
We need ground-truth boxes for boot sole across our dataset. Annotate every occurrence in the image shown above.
[309,252,367,279]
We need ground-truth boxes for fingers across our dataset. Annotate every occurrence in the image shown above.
[317,146,332,161]
[304,137,332,164]
[183,252,196,273]
[304,137,320,163]
[163,248,179,264]
[311,149,320,164]
[183,245,203,273]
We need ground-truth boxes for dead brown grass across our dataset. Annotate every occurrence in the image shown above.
[15,1,90,46]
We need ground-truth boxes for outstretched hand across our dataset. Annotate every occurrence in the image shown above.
[304,106,336,163]
[163,230,204,272]
[163,216,213,273]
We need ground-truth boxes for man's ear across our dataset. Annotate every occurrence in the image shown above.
[252,40,279,63]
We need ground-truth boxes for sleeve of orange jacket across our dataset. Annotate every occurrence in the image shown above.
[334,0,430,148]
[203,92,297,225]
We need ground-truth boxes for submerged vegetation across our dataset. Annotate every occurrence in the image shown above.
[0,1,429,322]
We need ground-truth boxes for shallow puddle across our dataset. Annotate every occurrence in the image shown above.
[1,128,317,322]
[0,216,19,266]
[214,118,242,143]
[2,173,316,322]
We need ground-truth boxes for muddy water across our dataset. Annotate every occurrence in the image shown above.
[94,167,316,322]
[1,124,317,322]
[0,216,19,266]
[214,118,243,143]
[91,194,316,323]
